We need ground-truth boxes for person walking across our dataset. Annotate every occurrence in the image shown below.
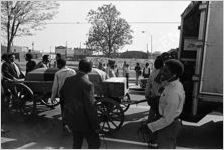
[50,58,76,133]
[134,62,141,85]
[143,59,185,149]
[25,53,36,75]
[143,62,150,78]
[60,59,100,149]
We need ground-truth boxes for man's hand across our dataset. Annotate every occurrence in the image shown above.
[138,122,154,142]
[51,98,57,104]
[142,123,153,135]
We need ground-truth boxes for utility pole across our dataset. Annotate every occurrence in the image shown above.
[65,41,67,58]
[151,35,153,59]
[32,42,34,51]
[147,43,149,59]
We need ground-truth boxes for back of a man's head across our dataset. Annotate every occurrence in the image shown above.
[79,59,93,73]
[42,55,49,62]
[57,58,66,69]
[26,53,33,60]
[56,53,61,60]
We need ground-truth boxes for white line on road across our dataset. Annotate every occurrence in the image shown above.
[16,142,36,149]
[100,137,148,147]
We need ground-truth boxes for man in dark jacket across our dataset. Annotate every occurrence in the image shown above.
[2,53,24,80]
[25,53,36,75]
[60,59,100,149]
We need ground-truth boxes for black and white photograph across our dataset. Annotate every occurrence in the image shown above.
[1,1,223,149]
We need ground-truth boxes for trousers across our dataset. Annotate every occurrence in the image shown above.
[157,119,182,149]
[72,131,101,149]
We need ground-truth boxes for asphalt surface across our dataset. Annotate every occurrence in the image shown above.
[1,83,223,149]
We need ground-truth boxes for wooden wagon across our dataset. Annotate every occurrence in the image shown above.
[2,67,133,134]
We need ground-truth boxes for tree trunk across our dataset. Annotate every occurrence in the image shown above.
[7,40,12,53]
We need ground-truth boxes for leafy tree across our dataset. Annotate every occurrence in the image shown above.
[86,4,133,57]
[1,1,59,53]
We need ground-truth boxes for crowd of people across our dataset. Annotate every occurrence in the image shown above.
[1,50,184,149]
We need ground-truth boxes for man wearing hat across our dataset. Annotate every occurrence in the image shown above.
[142,59,185,149]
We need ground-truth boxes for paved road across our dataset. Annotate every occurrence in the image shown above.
[1,85,223,149]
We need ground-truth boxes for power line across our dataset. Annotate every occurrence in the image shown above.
[46,21,180,25]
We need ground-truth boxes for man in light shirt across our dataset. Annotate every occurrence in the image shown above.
[144,59,185,149]
[50,58,76,133]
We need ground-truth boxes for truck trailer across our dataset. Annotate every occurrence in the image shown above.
[178,1,223,119]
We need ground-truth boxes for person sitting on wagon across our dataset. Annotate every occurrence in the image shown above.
[50,58,76,133]
[25,53,36,75]
[35,54,50,69]
[2,53,25,80]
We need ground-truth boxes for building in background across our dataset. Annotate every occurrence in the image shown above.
[55,46,67,57]
[1,45,42,61]
[1,45,29,61]
[73,47,93,60]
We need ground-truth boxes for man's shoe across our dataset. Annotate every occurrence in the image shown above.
[148,142,158,149]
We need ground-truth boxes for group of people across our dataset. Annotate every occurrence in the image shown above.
[97,60,130,88]
[134,62,151,85]
[1,52,54,81]
[1,50,185,149]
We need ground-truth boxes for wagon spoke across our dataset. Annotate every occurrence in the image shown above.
[108,118,118,128]
[106,121,111,130]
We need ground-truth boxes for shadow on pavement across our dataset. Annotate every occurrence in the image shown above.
[177,120,223,149]
[1,109,73,149]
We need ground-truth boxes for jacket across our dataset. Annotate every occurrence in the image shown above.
[60,71,99,133]
[2,61,24,79]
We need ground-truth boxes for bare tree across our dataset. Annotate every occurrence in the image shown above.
[1,1,59,52]
[86,4,133,58]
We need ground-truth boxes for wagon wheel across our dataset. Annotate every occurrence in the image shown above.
[40,93,60,108]
[96,97,124,134]
[6,82,34,116]
[120,93,131,112]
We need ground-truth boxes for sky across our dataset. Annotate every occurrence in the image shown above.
[12,1,191,53]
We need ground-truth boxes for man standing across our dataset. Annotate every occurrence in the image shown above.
[50,58,76,133]
[53,53,62,68]
[25,53,36,75]
[135,62,141,85]
[60,59,100,149]
[143,62,150,78]
[143,59,185,149]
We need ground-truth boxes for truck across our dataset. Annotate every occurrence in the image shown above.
[178,1,223,120]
